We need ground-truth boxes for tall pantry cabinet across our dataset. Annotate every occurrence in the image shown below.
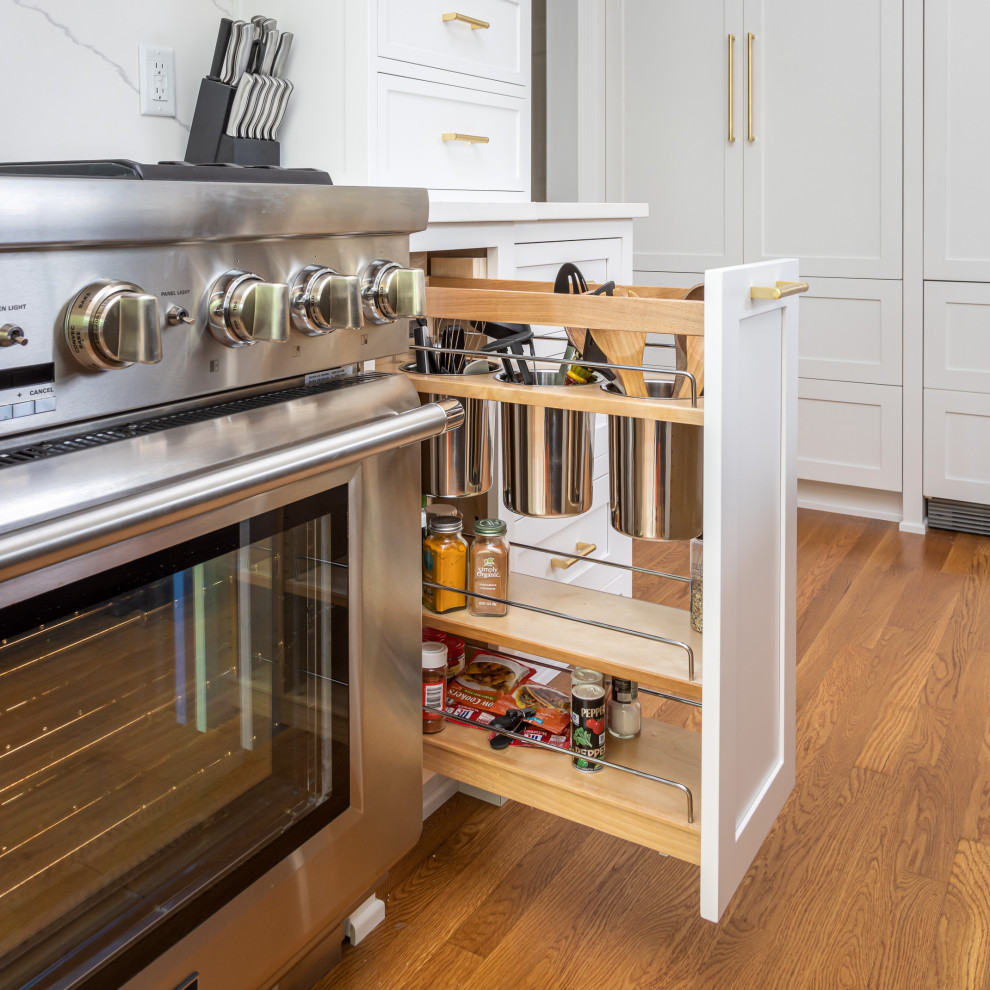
[923,0,990,520]
[599,0,908,523]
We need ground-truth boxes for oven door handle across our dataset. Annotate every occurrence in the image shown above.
[0,399,464,585]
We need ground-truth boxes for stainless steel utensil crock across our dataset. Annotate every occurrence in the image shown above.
[606,379,703,540]
[421,391,493,497]
[498,370,595,517]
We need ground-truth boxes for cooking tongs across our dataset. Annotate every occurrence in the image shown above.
[478,321,535,384]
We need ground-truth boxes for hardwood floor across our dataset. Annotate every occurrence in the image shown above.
[310,510,990,990]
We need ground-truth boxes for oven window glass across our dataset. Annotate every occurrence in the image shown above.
[0,486,350,988]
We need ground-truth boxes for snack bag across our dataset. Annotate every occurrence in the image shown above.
[445,651,535,720]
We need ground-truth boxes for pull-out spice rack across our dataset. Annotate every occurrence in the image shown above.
[407,261,802,922]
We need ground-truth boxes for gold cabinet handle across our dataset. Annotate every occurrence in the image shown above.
[728,34,735,143]
[442,132,490,144]
[750,281,809,300]
[747,32,755,141]
[442,12,490,29]
[551,542,597,570]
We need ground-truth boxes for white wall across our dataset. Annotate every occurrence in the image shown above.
[0,0,346,172]
[1,0,237,163]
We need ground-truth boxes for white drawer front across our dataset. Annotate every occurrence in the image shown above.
[377,74,525,192]
[924,281,990,393]
[797,379,902,491]
[378,0,525,85]
[799,277,902,385]
[509,497,614,589]
[924,388,990,503]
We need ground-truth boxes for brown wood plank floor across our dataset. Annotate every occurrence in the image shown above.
[310,510,990,990]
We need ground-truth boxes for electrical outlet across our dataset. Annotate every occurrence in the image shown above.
[139,44,176,117]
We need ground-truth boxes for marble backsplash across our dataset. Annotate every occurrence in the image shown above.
[0,0,327,168]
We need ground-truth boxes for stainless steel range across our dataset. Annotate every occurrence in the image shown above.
[0,164,458,990]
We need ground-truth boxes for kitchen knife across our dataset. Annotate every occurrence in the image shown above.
[260,29,279,74]
[270,78,293,140]
[249,75,276,139]
[260,77,286,140]
[232,22,258,85]
[272,32,293,76]
[226,73,255,137]
[221,20,243,83]
[209,18,233,80]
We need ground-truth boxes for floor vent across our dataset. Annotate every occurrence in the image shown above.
[928,497,990,536]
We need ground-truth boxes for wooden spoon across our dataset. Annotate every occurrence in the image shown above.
[673,282,705,401]
[593,328,649,397]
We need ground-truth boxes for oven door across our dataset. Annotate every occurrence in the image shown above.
[0,374,459,990]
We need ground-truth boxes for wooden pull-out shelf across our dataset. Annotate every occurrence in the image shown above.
[405,368,704,425]
[424,715,702,865]
[423,574,701,702]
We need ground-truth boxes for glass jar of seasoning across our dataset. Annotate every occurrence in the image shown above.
[423,516,468,613]
[469,518,509,616]
[608,678,641,739]
[422,641,447,734]
[690,536,703,633]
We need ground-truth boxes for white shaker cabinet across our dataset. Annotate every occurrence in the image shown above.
[924,0,990,281]
[604,0,902,281]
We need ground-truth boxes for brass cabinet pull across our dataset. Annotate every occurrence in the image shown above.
[442,12,490,29]
[442,132,490,144]
[551,542,597,570]
[747,32,755,141]
[728,34,735,143]
[750,281,809,300]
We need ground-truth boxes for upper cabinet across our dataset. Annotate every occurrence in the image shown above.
[249,0,531,200]
[604,0,903,279]
[924,0,990,280]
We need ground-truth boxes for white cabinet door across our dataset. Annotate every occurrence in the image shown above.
[924,389,990,503]
[742,0,902,278]
[701,258,797,922]
[799,277,902,385]
[924,281,990,394]
[604,0,744,274]
[925,0,990,280]
[797,379,902,491]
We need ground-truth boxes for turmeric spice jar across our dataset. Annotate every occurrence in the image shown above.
[423,516,468,613]
[469,518,509,616]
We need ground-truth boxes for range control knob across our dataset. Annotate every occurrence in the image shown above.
[290,265,363,335]
[64,281,162,371]
[361,260,426,325]
[208,270,289,348]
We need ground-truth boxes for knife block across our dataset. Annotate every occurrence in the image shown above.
[184,77,280,167]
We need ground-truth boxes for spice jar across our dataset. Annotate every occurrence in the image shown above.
[469,518,509,616]
[423,516,468,613]
[422,641,447,734]
[690,536,703,633]
[608,678,641,739]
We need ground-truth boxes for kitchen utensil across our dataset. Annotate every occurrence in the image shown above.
[209,18,233,80]
[594,327,649,397]
[221,20,244,83]
[552,264,617,383]
[673,281,705,400]
[272,32,293,76]
[250,75,277,139]
[498,370,596,517]
[232,22,258,84]
[463,359,491,374]
[605,379,703,539]
[269,79,293,140]
[489,708,536,750]
[479,321,535,384]
[225,73,256,137]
